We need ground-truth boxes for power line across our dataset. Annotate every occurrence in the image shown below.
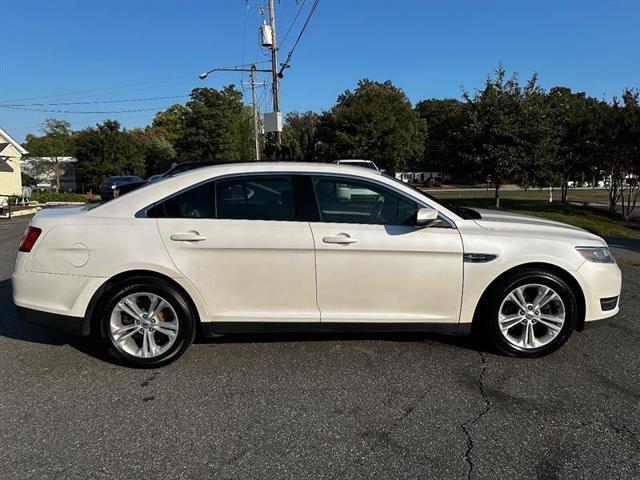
[279,0,320,75]
[280,0,307,47]
[0,61,270,105]
[3,95,188,107]
[0,105,174,115]
[0,77,194,104]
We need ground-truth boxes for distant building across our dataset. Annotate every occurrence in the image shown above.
[21,156,80,192]
[0,127,27,196]
[395,171,450,184]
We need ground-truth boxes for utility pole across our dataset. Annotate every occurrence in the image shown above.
[268,0,281,145]
[243,64,266,160]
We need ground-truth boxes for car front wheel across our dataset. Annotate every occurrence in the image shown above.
[484,269,578,357]
[96,276,196,367]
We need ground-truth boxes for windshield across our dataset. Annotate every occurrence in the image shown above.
[382,174,481,220]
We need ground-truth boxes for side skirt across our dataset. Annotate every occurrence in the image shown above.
[200,322,470,336]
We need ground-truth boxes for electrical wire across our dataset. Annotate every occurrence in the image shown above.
[0,105,175,114]
[2,95,188,107]
[279,0,320,74]
[279,0,307,47]
[0,77,194,105]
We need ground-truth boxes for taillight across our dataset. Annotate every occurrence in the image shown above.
[19,227,42,253]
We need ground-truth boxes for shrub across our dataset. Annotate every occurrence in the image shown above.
[31,192,88,203]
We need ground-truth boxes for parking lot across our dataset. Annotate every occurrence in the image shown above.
[1,215,639,479]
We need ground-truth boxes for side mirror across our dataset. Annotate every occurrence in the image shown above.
[415,207,439,226]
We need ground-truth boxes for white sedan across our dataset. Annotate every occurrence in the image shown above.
[12,163,621,367]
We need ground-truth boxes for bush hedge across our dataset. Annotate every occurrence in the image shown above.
[31,192,88,203]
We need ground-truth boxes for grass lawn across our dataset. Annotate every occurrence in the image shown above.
[430,195,640,239]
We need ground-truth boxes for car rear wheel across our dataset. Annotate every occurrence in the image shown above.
[96,276,196,367]
[483,269,578,357]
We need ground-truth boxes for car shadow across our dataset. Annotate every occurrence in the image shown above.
[195,330,494,353]
[0,278,117,363]
[0,277,493,363]
[604,236,640,253]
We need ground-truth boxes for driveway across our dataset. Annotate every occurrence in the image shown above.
[1,216,639,479]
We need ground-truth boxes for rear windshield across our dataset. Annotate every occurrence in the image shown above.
[340,161,378,170]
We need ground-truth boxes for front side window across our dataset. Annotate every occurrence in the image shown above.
[312,176,418,225]
[216,176,297,221]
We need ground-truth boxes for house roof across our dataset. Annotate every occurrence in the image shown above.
[0,127,28,155]
[0,142,24,159]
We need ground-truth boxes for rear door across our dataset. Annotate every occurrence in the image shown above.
[154,174,319,325]
[308,174,464,327]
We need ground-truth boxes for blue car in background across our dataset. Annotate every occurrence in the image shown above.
[98,175,145,199]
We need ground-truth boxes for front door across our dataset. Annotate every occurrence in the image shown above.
[308,175,464,326]
[155,174,319,324]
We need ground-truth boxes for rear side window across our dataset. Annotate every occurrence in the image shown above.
[312,176,418,225]
[216,176,296,221]
[148,182,214,218]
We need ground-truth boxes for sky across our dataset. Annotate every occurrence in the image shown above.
[1,0,639,142]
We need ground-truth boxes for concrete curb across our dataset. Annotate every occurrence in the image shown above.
[0,207,41,219]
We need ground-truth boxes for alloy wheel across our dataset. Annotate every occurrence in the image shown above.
[109,292,179,358]
[498,283,565,350]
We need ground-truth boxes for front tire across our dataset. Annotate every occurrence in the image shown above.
[96,276,196,367]
[482,269,578,357]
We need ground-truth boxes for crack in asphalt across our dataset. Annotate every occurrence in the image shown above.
[461,351,490,480]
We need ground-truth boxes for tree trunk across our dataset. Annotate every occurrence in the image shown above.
[55,159,61,193]
[560,172,569,202]
[494,183,500,208]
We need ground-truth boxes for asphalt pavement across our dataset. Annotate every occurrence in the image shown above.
[1,215,639,480]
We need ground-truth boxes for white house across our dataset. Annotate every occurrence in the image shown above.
[21,156,80,192]
[0,127,27,196]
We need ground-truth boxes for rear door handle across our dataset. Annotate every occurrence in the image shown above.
[170,231,207,242]
[322,233,358,245]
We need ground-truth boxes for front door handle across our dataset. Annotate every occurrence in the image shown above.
[170,231,207,242]
[322,233,358,245]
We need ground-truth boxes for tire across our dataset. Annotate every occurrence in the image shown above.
[95,276,196,367]
[481,268,578,358]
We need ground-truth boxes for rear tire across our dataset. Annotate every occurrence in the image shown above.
[95,276,196,367]
[482,269,577,357]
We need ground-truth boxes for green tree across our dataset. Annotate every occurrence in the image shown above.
[604,89,640,219]
[73,120,145,188]
[316,79,426,173]
[269,111,321,162]
[464,66,547,206]
[414,98,469,179]
[176,86,254,163]
[152,104,189,144]
[23,119,74,192]
[131,127,176,176]
[545,87,599,201]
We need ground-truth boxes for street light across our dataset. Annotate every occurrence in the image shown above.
[197,66,271,81]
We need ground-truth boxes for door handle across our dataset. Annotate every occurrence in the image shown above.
[322,233,358,245]
[170,231,207,242]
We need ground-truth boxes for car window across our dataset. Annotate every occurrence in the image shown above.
[149,181,214,218]
[312,176,418,225]
[216,176,296,221]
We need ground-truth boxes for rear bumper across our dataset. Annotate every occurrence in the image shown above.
[16,306,89,336]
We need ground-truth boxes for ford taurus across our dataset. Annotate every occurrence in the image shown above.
[12,163,621,367]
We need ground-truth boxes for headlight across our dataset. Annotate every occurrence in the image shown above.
[576,247,615,263]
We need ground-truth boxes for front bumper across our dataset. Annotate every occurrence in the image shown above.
[16,306,89,336]
[576,260,622,325]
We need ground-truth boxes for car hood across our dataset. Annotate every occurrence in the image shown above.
[471,208,606,245]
